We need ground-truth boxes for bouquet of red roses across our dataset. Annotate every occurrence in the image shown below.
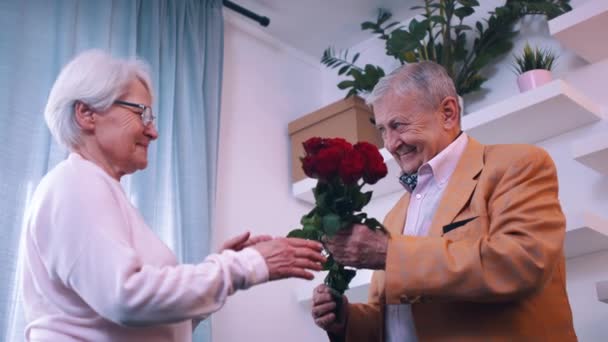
[288,137,388,294]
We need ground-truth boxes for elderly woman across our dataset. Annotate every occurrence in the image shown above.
[19,50,324,341]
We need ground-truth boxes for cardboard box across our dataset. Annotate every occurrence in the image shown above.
[288,96,383,182]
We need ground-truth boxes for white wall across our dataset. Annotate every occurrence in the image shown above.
[211,13,328,342]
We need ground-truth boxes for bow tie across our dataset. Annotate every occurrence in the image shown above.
[399,173,418,192]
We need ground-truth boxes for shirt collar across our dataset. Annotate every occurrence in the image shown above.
[399,132,469,192]
[427,131,468,185]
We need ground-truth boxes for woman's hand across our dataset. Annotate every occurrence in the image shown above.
[219,231,272,252]
[252,238,326,281]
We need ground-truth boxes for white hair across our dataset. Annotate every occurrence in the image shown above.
[44,49,154,150]
[365,61,457,112]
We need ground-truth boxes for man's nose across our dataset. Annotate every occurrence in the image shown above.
[384,129,400,153]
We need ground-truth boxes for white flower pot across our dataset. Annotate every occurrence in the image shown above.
[517,69,553,93]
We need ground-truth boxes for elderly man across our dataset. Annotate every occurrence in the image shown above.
[311,61,576,341]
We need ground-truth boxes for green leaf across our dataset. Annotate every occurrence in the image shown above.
[357,191,373,210]
[353,212,368,222]
[322,213,342,236]
[348,68,362,79]
[343,268,356,283]
[452,24,472,31]
[302,213,321,231]
[287,228,319,240]
[352,52,360,64]
[408,18,419,34]
[361,21,376,30]
[334,197,354,216]
[287,228,304,238]
[337,80,354,90]
[429,15,446,24]
[338,65,350,76]
[364,217,385,231]
[323,256,336,271]
[454,6,474,20]
[325,266,357,295]
[408,19,428,41]
[456,0,479,7]
[376,8,392,24]
[387,29,421,58]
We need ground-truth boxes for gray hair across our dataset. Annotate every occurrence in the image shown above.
[365,61,457,111]
[44,49,154,150]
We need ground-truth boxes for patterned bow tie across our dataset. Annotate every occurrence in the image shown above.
[399,173,418,192]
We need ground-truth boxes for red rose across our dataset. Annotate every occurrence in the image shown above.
[339,150,365,184]
[303,137,324,156]
[302,155,317,178]
[354,142,381,160]
[364,159,388,184]
[326,138,353,152]
[354,142,388,184]
[315,146,344,180]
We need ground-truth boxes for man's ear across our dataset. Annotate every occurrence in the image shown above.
[440,96,460,129]
[74,101,95,131]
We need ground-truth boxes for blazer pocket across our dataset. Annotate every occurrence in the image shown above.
[442,216,479,234]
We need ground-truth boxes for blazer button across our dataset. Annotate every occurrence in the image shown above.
[410,296,422,304]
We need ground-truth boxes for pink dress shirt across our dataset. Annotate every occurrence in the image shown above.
[385,133,469,342]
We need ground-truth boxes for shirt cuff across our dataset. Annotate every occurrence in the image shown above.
[240,247,269,287]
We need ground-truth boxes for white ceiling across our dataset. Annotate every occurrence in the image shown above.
[226,0,419,59]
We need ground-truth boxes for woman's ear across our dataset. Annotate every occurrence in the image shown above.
[74,101,95,131]
[440,96,460,129]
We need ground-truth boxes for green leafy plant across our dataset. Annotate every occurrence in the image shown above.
[322,0,571,97]
[513,42,557,74]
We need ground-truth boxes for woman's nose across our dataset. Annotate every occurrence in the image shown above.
[145,123,159,140]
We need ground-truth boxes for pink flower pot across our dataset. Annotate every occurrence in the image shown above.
[517,69,553,92]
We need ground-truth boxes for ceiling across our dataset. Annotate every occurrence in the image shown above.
[226,0,419,59]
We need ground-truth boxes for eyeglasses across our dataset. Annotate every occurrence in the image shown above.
[114,100,156,126]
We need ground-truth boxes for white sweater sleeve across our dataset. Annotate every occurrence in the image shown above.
[35,170,268,327]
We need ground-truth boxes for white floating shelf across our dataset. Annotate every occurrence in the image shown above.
[462,80,602,145]
[564,211,608,259]
[572,132,608,174]
[596,280,608,304]
[292,148,402,205]
[549,0,608,63]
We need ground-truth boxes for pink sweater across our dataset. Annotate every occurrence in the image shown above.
[20,153,268,341]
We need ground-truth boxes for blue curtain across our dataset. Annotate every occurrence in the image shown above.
[0,1,223,340]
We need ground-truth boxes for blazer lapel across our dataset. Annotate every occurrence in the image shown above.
[385,192,411,237]
[427,137,485,237]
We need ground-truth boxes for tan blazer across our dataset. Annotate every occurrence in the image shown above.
[342,138,576,341]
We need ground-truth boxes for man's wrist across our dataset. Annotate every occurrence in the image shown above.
[375,234,389,269]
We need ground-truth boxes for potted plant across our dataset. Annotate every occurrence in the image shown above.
[322,0,571,99]
[513,42,557,92]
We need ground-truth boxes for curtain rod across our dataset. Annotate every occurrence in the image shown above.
[223,0,270,27]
